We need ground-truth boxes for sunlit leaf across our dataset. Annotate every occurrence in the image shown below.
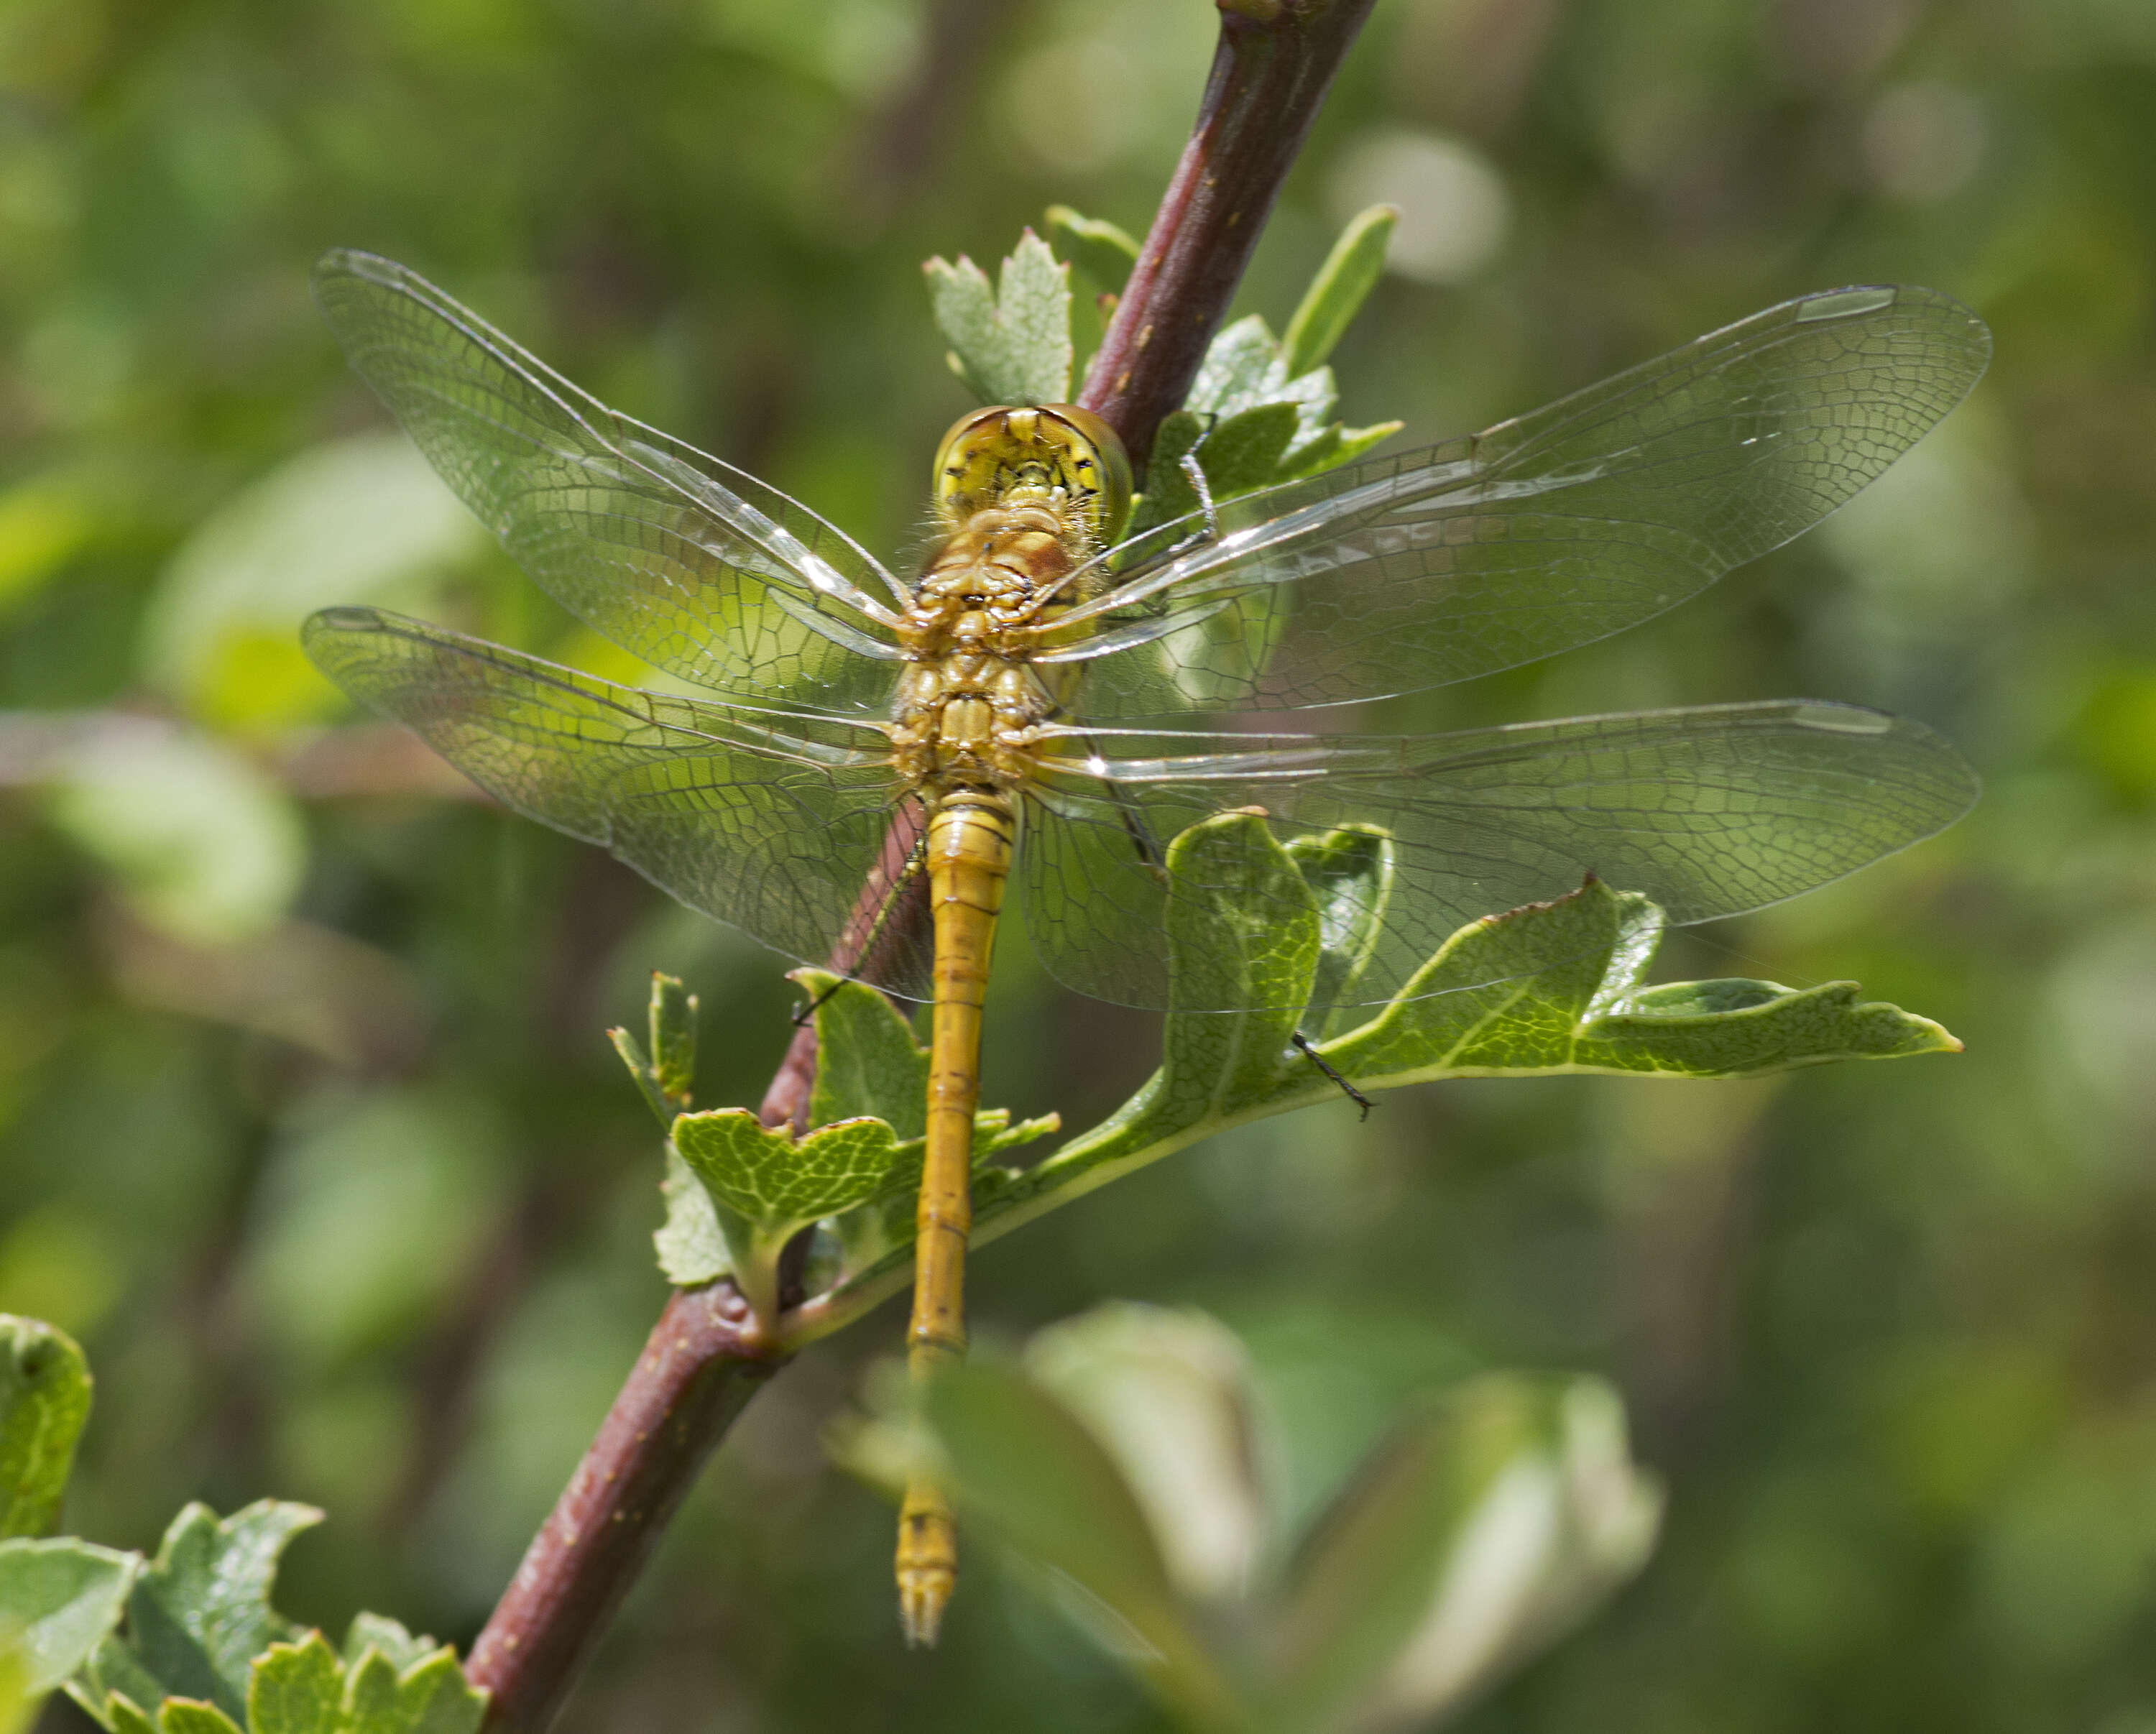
[925,231,1073,407]
[801,817,1958,1342]
[1282,203,1397,378]
[0,1538,135,1692]
[1045,206,1139,295]
[0,1316,91,1539]
[70,1502,320,1730]
[245,1635,340,1734]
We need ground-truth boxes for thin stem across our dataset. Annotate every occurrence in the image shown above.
[464,4,1376,1725]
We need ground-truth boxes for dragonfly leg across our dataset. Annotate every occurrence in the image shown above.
[1069,729,1170,881]
[789,976,845,1028]
[1292,1030,1375,1120]
[1177,439,1222,543]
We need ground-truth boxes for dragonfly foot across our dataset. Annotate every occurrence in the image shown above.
[1293,1031,1374,1120]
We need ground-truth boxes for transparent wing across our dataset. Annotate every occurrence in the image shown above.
[1018,701,1978,1010]
[304,606,930,997]
[313,250,908,715]
[1038,285,1991,716]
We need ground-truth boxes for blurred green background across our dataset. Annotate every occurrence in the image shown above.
[2,0,2153,1728]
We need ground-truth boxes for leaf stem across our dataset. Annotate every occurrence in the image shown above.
[461,5,1376,1725]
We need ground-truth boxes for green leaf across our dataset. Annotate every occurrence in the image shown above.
[338,1615,434,1677]
[653,1143,732,1288]
[1267,1375,1659,1731]
[1044,206,1139,295]
[1284,827,1393,1039]
[0,1316,91,1538]
[918,1362,1236,1728]
[798,969,929,1140]
[658,971,1056,1303]
[246,1634,341,1734]
[610,973,697,1127]
[77,1502,320,1726]
[673,1110,913,1322]
[156,1701,243,1734]
[800,826,1959,1345]
[1125,314,1400,538]
[649,974,697,1105]
[1023,1306,1266,1605]
[103,1693,159,1734]
[1282,204,1396,378]
[341,1647,484,1734]
[924,231,1073,407]
[0,1537,135,1692]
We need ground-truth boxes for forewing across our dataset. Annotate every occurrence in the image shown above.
[313,250,906,714]
[1042,286,1991,715]
[304,606,927,996]
[1021,701,1978,1011]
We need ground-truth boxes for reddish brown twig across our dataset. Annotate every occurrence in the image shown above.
[464,6,1376,1726]
[1080,0,1379,471]
[462,1283,784,1732]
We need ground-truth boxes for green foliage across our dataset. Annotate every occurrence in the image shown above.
[71,1501,322,1729]
[924,231,1075,407]
[609,972,699,1126]
[1281,204,1397,379]
[651,974,1058,1317]
[0,1316,91,1539]
[1130,313,1401,538]
[846,1304,1657,1733]
[1044,206,1140,298]
[788,813,1954,1344]
[62,1504,481,1734]
[0,1538,135,1693]
[42,728,305,946]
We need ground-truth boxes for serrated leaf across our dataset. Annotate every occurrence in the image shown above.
[611,974,697,1125]
[342,1648,484,1734]
[247,1634,341,1734]
[925,231,1072,407]
[338,1615,433,1677]
[102,1693,159,1734]
[918,1362,1235,1727]
[674,1112,913,1239]
[1045,205,1138,295]
[673,1110,912,1322]
[1125,313,1394,538]
[1138,403,1302,530]
[1283,204,1397,378]
[156,1702,242,1734]
[81,1503,320,1725]
[1274,418,1403,484]
[653,1143,731,1288]
[0,1317,91,1539]
[0,1537,135,1692]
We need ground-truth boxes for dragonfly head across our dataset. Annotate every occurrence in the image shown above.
[933,404,1132,550]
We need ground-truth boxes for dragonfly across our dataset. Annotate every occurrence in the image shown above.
[302,252,1988,1645]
